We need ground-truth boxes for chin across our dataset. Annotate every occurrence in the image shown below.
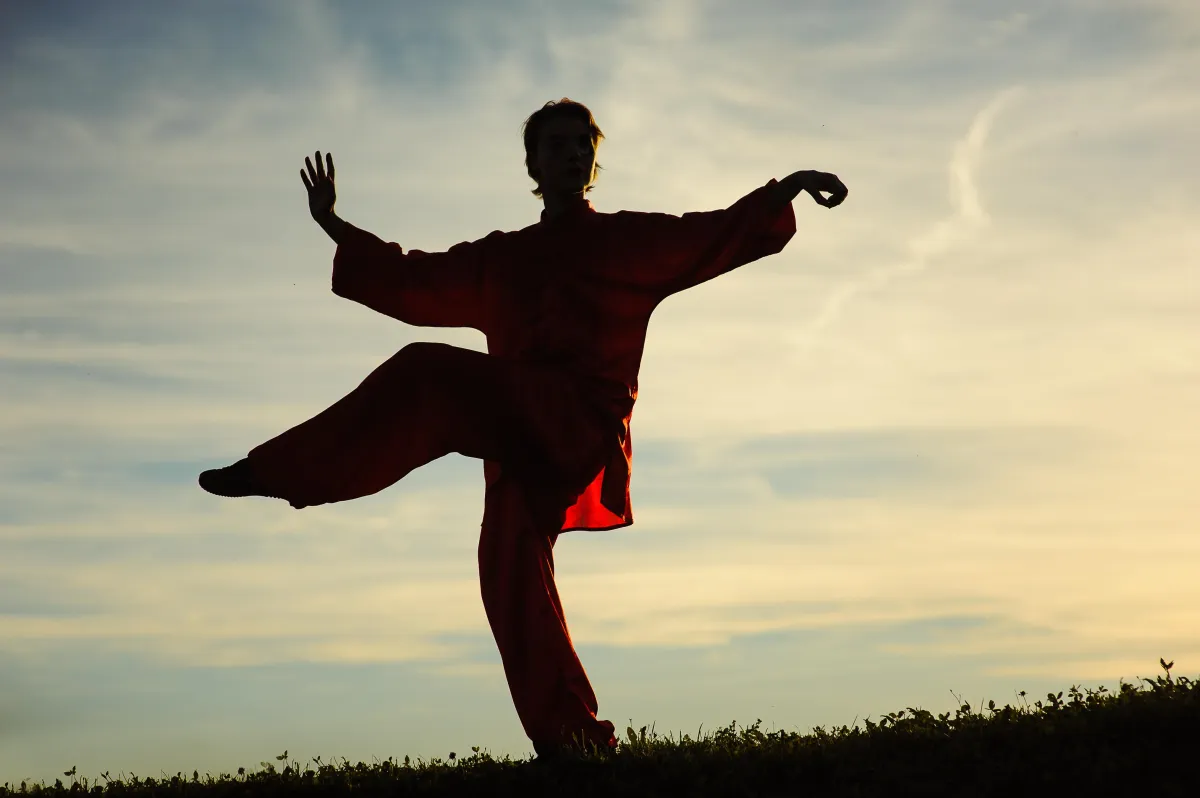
[547,176,589,196]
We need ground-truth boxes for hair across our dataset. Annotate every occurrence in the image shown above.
[521,98,605,198]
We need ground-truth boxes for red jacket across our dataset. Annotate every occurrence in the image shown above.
[330,179,797,532]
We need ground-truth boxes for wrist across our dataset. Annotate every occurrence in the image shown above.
[317,211,347,244]
[769,172,806,211]
[787,170,814,193]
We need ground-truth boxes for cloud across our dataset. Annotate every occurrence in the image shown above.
[790,86,1023,354]
[0,10,1197,785]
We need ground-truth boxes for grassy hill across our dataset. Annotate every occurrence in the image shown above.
[6,658,1196,797]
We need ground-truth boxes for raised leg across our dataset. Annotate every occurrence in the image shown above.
[205,342,607,510]
[478,470,618,756]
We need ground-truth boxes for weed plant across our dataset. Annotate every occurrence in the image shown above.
[5,658,1196,797]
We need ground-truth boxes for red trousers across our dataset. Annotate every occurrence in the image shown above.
[245,342,618,753]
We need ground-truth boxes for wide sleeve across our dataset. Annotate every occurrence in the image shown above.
[330,223,495,331]
[622,178,797,301]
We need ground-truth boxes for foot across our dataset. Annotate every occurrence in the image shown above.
[199,458,268,498]
[531,736,617,763]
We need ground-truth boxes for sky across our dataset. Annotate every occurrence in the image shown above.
[1,0,1198,785]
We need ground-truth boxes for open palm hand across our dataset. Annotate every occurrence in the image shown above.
[301,150,337,222]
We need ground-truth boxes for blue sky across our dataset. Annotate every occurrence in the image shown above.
[2,0,1198,784]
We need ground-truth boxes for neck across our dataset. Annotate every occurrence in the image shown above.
[541,189,588,221]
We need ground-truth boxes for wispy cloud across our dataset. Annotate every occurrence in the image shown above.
[790,87,1023,354]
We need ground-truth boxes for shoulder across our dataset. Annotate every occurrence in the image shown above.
[610,208,685,226]
[608,209,668,221]
[602,210,686,241]
[476,228,514,246]
[444,227,511,255]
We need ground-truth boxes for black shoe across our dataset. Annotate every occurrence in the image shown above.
[532,737,616,763]
[199,458,265,498]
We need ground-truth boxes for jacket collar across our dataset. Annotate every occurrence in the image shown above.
[540,196,597,224]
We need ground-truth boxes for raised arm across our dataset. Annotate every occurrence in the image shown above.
[330,225,493,331]
[301,150,490,330]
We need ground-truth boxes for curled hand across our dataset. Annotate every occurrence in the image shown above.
[799,170,848,208]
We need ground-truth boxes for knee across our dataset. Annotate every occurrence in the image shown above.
[395,341,450,365]
[386,342,455,381]
[376,342,457,396]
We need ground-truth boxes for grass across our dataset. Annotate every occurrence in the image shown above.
[5,658,1197,797]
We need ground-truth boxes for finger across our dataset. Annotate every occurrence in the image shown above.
[305,155,316,184]
[326,152,335,182]
[315,150,326,181]
[301,169,312,190]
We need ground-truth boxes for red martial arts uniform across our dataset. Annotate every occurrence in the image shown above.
[244,180,796,755]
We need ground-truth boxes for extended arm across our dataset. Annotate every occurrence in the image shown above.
[617,179,797,299]
[618,169,847,300]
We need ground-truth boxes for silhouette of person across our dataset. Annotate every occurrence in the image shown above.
[199,98,847,759]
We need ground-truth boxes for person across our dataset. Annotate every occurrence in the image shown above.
[199,98,847,759]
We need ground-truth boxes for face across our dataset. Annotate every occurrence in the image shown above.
[534,116,597,196]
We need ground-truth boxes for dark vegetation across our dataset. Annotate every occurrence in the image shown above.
[6,659,1196,797]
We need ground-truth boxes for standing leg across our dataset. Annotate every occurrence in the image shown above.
[478,470,617,756]
[201,340,616,753]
